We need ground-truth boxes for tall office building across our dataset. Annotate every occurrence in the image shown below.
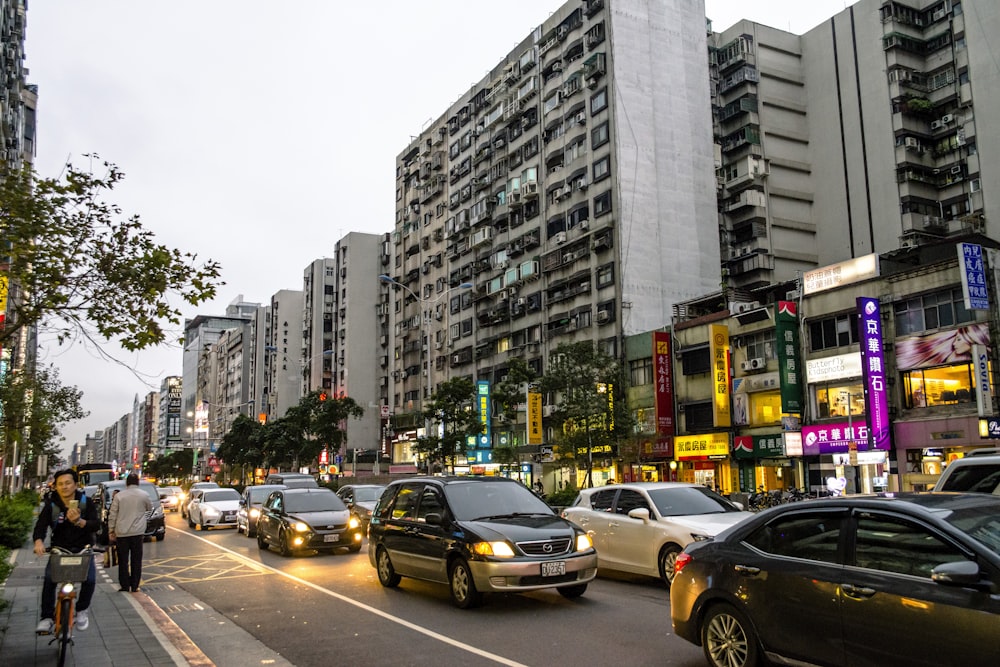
[712,0,999,290]
[384,0,719,451]
[261,289,305,423]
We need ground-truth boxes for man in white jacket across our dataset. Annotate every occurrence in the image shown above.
[108,474,153,592]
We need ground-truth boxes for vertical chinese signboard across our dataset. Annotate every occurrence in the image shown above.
[856,297,890,450]
[775,301,802,414]
[709,324,731,428]
[958,243,989,310]
[476,380,491,449]
[527,390,543,444]
[652,331,675,439]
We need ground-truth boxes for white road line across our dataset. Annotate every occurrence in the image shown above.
[168,526,529,666]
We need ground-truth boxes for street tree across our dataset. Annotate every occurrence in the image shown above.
[0,157,223,351]
[217,414,265,483]
[0,365,87,482]
[303,390,365,461]
[540,341,628,488]
[147,449,194,481]
[415,377,483,473]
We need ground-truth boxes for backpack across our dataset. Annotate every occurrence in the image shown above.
[49,492,87,530]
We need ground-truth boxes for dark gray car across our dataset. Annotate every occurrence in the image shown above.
[236,484,286,537]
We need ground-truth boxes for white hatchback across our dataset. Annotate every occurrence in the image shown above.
[561,482,753,586]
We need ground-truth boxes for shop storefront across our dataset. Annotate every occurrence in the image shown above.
[801,422,889,494]
[733,434,794,492]
[893,416,988,490]
[674,432,730,491]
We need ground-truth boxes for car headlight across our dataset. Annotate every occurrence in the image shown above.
[291,521,311,533]
[348,516,361,529]
[575,533,594,551]
[690,533,711,542]
[249,508,260,519]
[202,506,220,518]
[473,541,516,557]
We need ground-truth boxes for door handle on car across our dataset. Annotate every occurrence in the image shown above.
[734,564,761,575]
[842,584,876,599]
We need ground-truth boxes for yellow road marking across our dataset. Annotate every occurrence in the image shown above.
[142,553,271,585]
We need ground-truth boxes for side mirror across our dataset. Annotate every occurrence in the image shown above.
[731,501,745,510]
[423,512,443,526]
[931,560,987,589]
[627,508,651,521]
[238,499,246,507]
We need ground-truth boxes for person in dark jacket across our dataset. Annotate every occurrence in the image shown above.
[32,468,98,634]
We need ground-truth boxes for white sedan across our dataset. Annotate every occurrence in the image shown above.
[561,482,753,586]
[187,488,242,530]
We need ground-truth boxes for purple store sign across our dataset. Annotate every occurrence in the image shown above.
[802,422,872,455]
[856,297,890,450]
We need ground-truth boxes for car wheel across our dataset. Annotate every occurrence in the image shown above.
[701,602,760,667]
[557,583,587,599]
[375,547,401,587]
[449,558,483,609]
[188,515,195,528]
[658,543,683,586]
[256,530,268,551]
[279,530,294,557]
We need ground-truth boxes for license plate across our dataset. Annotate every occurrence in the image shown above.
[541,561,566,577]
[323,534,340,543]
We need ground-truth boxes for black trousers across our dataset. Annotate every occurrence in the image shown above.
[116,534,144,591]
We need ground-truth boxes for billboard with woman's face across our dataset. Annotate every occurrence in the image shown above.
[895,322,989,371]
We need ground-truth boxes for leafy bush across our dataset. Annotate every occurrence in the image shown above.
[0,492,37,548]
[546,485,579,509]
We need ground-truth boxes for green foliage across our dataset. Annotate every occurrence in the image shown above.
[0,156,223,351]
[0,492,37,548]
[0,366,87,481]
[545,484,579,508]
[415,377,484,473]
[145,449,195,480]
[492,357,539,420]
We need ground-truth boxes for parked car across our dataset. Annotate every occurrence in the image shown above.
[336,484,385,532]
[670,493,1000,667]
[93,480,166,544]
[561,482,753,586]
[369,476,597,608]
[236,484,286,537]
[187,487,242,530]
[181,482,219,519]
[158,486,183,513]
[264,472,318,488]
[933,450,1000,494]
[256,487,363,556]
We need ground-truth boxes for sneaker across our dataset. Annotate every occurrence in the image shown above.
[36,618,54,635]
[75,609,90,631]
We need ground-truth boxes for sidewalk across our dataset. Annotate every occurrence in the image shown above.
[0,542,189,666]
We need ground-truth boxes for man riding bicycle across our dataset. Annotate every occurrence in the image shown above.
[32,468,99,634]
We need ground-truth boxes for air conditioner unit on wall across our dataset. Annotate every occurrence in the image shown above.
[749,357,765,370]
[543,405,556,417]
[740,360,753,371]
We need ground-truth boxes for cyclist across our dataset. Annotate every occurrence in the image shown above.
[32,468,98,634]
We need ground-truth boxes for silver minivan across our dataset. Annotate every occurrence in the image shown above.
[933,450,1000,494]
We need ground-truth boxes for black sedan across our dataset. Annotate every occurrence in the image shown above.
[670,493,1000,667]
[256,487,363,556]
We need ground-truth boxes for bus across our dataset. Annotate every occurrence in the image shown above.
[73,463,116,486]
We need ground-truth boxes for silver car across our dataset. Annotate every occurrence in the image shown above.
[336,484,385,533]
[561,482,753,586]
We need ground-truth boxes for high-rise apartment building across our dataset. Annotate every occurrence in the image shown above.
[261,289,305,423]
[384,0,719,454]
[712,0,999,290]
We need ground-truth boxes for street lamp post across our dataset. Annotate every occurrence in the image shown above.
[379,275,472,467]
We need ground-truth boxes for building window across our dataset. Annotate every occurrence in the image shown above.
[809,314,859,351]
[902,365,974,408]
[594,190,612,216]
[593,156,610,182]
[590,87,608,114]
[680,347,711,376]
[813,382,865,419]
[596,262,615,288]
[630,358,653,386]
[591,121,609,149]
[894,288,975,336]
[684,401,714,430]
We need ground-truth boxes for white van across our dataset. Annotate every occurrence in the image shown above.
[932,449,1000,494]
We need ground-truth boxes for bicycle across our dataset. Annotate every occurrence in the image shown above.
[42,546,94,666]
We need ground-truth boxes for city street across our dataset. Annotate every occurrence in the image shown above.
[141,512,706,666]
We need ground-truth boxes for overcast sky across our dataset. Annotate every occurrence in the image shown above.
[23,0,853,455]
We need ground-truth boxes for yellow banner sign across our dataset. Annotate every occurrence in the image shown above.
[710,324,731,428]
[527,391,543,445]
[674,432,730,459]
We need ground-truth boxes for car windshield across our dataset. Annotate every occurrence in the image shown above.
[646,487,741,516]
[249,487,277,502]
[285,493,346,513]
[202,490,240,503]
[939,463,1000,494]
[140,485,159,504]
[444,481,554,521]
[354,487,385,503]
[932,502,1000,554]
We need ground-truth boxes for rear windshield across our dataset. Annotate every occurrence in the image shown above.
[202,490,240,503]
[354,487,385,502]
[938,463,1000,494]
[249,487,279,502]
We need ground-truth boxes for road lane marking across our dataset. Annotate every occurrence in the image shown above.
[169,526,529,667]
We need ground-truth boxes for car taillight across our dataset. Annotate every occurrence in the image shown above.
[674,552,692,576]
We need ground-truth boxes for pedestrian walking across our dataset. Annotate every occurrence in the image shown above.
[32,468,98,634]
[108,474,153,592]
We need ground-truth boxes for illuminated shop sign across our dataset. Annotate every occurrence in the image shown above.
[806,353,862,383]
[803,254,879,295]
[709,324,731,428]
[856,297,890,451]
[675,432,729,460]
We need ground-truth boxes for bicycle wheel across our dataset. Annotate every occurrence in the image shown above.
[57,596,72,666]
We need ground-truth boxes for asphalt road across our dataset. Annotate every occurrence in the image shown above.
[141,511,707,666]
